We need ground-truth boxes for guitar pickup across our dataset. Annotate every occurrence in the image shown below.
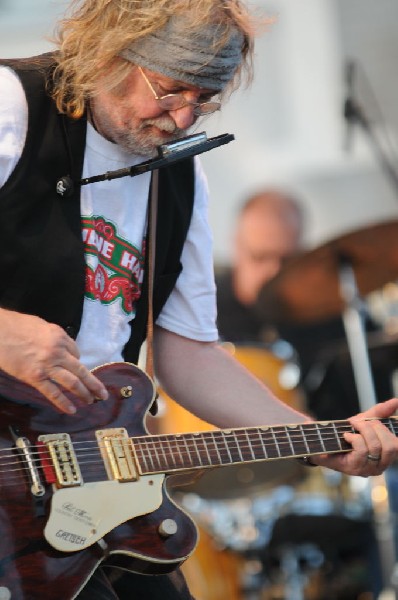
[38,433,82,488]
[96,428,138,482]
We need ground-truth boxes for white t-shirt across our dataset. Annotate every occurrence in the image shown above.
[0,66,218,369]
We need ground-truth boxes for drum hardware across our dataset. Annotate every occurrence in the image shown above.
[177,467,372,553]
[324,258,397,596]
[261,543,324,600]
[257,221,398,596]
[256,221,398,326]
[176,465,373,599]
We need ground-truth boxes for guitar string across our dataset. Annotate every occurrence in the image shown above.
[1,414,394,448]
[0,436,347,483]
[0,418,395,464]
[0,421,396,482]
[0,427,352,470]
[0,421,357,463]
[0,415,391,462]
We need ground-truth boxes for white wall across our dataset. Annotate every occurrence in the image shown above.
[0,0,62,57]
[200,0,398,262]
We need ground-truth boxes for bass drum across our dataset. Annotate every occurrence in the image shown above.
[157,341,307,499]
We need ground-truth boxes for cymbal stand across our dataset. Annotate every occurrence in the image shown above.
[339,257,377,410]
[338,257,398,598]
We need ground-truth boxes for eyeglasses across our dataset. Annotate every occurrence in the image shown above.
[138,66,221,116]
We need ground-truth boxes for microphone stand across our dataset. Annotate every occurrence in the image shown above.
[344,95,398,197]
[55,132,234,197]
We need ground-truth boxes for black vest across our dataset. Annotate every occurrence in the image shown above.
[0,54,195,364]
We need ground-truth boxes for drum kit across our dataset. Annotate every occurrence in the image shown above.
[155,219,398,600]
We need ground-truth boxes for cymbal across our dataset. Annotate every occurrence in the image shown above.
[256,220,398,323]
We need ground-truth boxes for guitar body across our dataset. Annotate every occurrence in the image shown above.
[0,363,198,600]
[1,361,393,600]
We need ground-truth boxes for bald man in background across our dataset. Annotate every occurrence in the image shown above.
[216,189,303,344]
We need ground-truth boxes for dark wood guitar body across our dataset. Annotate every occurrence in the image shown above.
[0,363,198,600]
[1,361,396,600]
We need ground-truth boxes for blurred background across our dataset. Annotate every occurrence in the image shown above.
[1,0,398,259]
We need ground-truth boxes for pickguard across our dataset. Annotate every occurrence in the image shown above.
[44,475,165,552]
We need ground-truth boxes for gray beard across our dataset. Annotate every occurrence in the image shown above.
[112,125,187,156]
[94,110,188,156]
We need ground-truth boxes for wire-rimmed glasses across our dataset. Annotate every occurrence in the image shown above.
[138,66,221,116]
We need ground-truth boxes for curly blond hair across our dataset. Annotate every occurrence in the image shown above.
[51,0,270,118]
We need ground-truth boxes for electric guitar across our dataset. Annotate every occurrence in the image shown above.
[0,361,396,600]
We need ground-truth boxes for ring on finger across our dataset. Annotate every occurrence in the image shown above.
[367,453,381,462]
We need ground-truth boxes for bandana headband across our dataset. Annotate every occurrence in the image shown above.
[120,16,244,91]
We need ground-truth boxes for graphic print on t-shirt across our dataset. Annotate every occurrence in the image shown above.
[82,216,145,316]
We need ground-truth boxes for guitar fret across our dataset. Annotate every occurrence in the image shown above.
[201,432,219,466]
[191,434,205,467]
[198,434,210,466]
[210,431,223,464]
[140,440,154,471]
[249,428,267,461]
[233,431,245,462]
[300,424,311,454]
[182,436,195,468]
[258,428,269,459]
[173,435,185,466]
[146,440,162,471]
[322,423,338,453]
[224,430,242,463]
[200,434,212,465]
[386,418,397,436]
[333,423,343,451]
[212,432,229,464]
[270,428,281,457]
[197,434,214,466]
[284,426,295,456]
[271,426,292,458]
[245,431,256,461]
[315,423,326,452]
[287,425,308,456]
[220,432,233,463]
[159,437,169,468]
[165,437,177,469]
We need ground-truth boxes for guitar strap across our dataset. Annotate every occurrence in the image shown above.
[146,169,159,415]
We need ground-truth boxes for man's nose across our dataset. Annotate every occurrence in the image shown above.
[258,258,283,283]
[170,104,197,130]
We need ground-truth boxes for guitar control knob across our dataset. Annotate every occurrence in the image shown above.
[120,386,133,398]
[158,519,178,537]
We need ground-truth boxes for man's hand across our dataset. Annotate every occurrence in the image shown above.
[311,398,398,476]
[0,309,108,414]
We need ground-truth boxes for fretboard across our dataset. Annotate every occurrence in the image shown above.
[132,417,398,475]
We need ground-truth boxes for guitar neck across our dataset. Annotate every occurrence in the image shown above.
[132,417,398,475]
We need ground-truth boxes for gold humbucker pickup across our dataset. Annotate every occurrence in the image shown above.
[96,428,138,482]
[38,433,82,487]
